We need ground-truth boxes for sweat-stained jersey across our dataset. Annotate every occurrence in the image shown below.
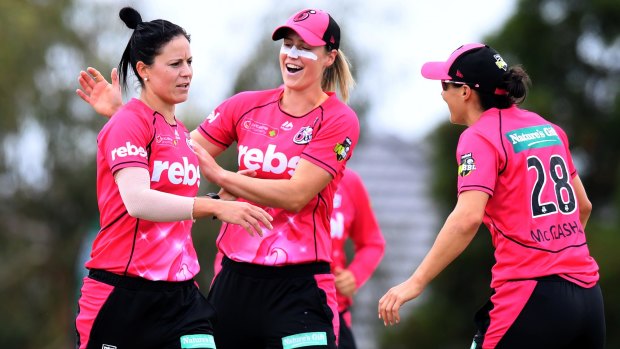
[456,105,599,289]
[198,87,360,266]
[88,98,201,282]
[330,168,384,314]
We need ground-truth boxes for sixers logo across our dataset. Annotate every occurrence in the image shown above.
[294,9,316,22]
[293,126,313,144]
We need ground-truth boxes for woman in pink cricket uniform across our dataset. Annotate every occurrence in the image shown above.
[329,168,385,349]
[191,9,359,348]
[74,7,271,349]
[78,8,359,349]
[378,43,605,349]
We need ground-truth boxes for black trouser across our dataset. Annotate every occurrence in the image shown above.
[472,276,605,349]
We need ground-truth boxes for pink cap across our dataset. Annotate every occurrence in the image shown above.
[421,43,485,80]
[272,9,340,50]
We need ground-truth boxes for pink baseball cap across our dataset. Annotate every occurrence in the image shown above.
[272,9,340,50]
[422,43,510,95]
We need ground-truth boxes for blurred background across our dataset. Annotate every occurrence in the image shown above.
[1,0,619,348]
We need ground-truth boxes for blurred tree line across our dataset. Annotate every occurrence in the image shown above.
[380,0,620,348]
[1,0,617,348]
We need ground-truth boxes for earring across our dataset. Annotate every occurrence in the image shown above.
[144,77,149,81]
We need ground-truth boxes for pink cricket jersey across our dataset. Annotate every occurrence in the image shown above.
[87,98,201,281]
[198,87,359,266]
[330,168,385,314]
[456,105,599,289]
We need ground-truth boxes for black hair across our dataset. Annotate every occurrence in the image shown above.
[478,65,531,110]
[117,7,190,90]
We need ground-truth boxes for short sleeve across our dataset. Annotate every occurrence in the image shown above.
[196,96,238,149]
[456,129,498,196]
[98,110,152,174]
[301,108,360,177]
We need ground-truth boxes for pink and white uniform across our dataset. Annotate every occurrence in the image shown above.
[89,98,201,281]
[456,105,599,348]
[198,87,360,266]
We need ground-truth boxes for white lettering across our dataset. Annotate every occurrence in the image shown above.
[110,142,148,161]
[238,144,300,176]
[151,157,200,186]
[330,212,344,239]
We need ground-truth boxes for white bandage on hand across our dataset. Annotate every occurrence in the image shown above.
[115,167,194,222]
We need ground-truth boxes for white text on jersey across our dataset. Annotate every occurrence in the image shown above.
[111,142,148,161]
[152,157,200,186]
[238,144,300,176]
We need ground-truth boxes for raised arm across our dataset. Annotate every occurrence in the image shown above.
[76,67,123,118]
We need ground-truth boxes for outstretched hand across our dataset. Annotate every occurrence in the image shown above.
[211,199,273,237]
[378,278,424,326]
[76,67,122,118]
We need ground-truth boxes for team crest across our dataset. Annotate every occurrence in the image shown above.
[494,53,508,71]
[458,152,476,177]
[334,137,352,162]
[293,126,313,144]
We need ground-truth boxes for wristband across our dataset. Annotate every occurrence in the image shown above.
[206,193,220,220]
[206,192,220,200]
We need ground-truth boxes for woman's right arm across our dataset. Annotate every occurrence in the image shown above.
[115,167,272,236]
[76,67,123,118]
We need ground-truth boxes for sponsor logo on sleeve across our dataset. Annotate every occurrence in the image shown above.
[333,137,352,162]
[205,110,220,123]
[110,142,148,161]
[458,152,476,177]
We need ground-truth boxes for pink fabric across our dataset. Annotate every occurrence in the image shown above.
[455,105,599,289]
[198,87,359,266]
[421,43,485,80]
[314,273,340,344]
[75,277,115,349]
[330,168,385,312]
[89,98,200,281]
[483,280,537,348]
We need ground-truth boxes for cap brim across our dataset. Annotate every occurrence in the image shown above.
[421,61,451,80]
[272,25,326,46]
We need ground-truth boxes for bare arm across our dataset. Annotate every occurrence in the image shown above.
[115,167,272,236]
[191,135,332,212]
[572,175,592,228]
[378,190,489,326]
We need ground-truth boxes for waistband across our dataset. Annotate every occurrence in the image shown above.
[221,256,330,279]
[88,269,195,291]
[535,274,568,282]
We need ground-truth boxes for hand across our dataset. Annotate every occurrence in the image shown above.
[216,169,257,201]
[76,67,122,118]
[378,277,424,326]
[334,267,357,298]
[213,199,273,237]
[190,140,225,185]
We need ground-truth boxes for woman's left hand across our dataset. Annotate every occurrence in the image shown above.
[191,140,226,185]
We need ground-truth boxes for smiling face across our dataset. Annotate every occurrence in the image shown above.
[278,31,335,94]
[138,35,193,108]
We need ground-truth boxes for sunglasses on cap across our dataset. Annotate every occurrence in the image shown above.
[441,80,470,91]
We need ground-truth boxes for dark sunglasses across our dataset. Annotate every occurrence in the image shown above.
[441,80,469,91]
